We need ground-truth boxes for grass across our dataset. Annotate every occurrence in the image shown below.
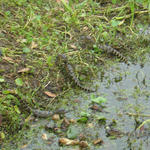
[0,0,150,147]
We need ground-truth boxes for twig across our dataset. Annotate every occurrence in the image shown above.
[0,12,5,17]
[137,119,150,130]
[91,15,109,22]
[44,81,51,88]
[66,51,79,56]
[113,10,149,20]
[126,112,150,117]
[125,26,138,35]
[95,55,105,63]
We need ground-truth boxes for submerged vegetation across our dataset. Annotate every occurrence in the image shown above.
[0,0,150,149]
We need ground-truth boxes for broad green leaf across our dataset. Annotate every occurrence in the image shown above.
[35,15,41,21]
[2,90,12,94]
[112,0,117,4]
[15,78,24,86]
[0,77,5,82]
[92,96,107,105]
[14,105,21,114]
[47,56,53,67]
[80,111,90,117]
[6,94,16,100]
[23,47,31,53]
[0,132,5,139]
[111,20,121,27]
[77,117,88,123]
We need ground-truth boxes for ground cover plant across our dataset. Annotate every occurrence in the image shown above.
[0,0,150,149]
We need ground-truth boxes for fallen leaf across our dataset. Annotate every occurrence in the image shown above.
[17,38,27,43]
[3,56,15,63]
[59,138,79,146]
[93,138,104,145]
[18,68,30,73]
[42,133,48,140]
[52,114,60,121]
[44,91,56,98]
[87,123,94,128]
[0,12,5,17]
[63,118,70,126]
[70,44,77,49]
[21,144,28,149]
[69,119,76,124]
[21,39,27,43]
[83,26,88,31]
[31,41,38,49]
[79,141,88,148]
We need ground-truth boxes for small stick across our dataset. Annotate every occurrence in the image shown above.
[126,112,150,117]
[0,12,5,17]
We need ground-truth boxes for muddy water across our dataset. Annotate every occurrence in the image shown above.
[7,58,150,150]
[95,62,150,150]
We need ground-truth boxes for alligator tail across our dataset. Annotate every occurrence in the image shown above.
[110,49,128,65]
[67,63,95,92]
[99,45,129,65]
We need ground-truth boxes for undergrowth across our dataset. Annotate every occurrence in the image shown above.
[0,0,149,146]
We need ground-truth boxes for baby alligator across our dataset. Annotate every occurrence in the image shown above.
[31,108,67,118]
[99,44,129,65]
[17,97,53,117]
[18,95,67,118]
[57,54,96,92]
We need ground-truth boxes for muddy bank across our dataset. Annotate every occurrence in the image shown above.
[3,55,149,150]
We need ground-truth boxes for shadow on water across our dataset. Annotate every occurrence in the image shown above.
[9,57,150,150]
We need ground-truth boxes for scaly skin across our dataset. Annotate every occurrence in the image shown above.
[78,35,129,65]
[99,44,129,65]
[17,95,66,118]
[57,54,96,92]
[18,97,53,117]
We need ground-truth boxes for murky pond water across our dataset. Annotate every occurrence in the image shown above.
[95,62,150,150]
[5,55,150,150]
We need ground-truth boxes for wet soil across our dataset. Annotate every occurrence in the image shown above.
[6,55,150,150]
